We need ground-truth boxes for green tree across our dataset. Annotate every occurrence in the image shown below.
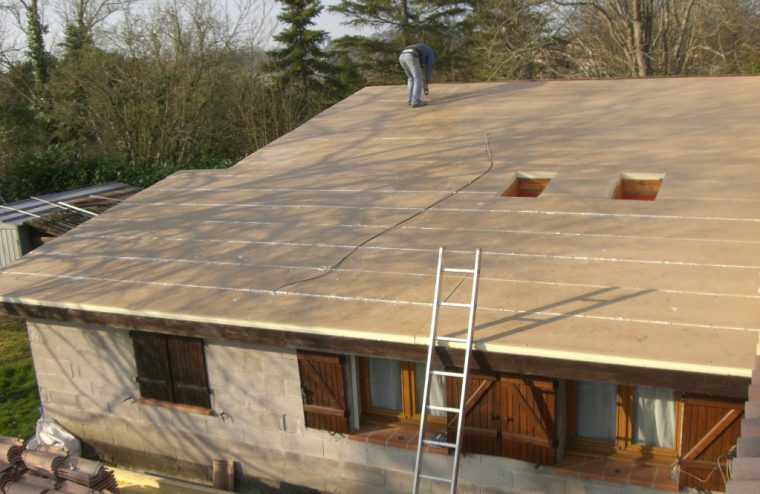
[329,0,473,84]
[268,0,333,95]
[23,0,50,86]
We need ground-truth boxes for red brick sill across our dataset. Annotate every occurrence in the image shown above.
[138,398,213,416]
[349,426,679,491]
[554,453,679,492]
[348,422,448,455]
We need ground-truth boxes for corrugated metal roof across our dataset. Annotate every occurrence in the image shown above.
[0,183,139,226]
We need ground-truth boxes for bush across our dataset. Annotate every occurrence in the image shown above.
[0,148,235,203]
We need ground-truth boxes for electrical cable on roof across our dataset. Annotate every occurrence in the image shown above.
[272,134,495,294]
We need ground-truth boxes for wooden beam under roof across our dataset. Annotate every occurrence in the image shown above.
[2,301,749,398]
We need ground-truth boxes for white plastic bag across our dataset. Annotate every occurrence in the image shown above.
[27,417,81,461]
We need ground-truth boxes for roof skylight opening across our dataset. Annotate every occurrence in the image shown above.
[502,172,555,198]
[612,173,665,201]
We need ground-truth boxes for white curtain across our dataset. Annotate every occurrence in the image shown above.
[415,362,446,417]
[634,386,675,448]
[368,358,402,411]
[576,381,617,441]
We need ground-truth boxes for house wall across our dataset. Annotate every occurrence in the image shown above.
[27,320,674,494]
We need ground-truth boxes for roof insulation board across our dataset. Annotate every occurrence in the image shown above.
[1,77,759,377]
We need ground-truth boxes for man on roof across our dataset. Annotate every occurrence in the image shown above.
[399,43,436,108]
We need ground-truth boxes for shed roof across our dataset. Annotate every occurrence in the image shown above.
[0,183,140,226]
[1,77,759,381]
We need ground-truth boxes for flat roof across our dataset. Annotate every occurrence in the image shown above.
[1,77,759,378]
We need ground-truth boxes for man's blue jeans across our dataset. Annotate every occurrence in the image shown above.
[399,52,423,105]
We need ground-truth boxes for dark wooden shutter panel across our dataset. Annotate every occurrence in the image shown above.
[167,336,211,409]
[679,395,743,492]
[446,373,501,456]
[297,351,349,433]
[500,376,556,465]
[132,332,173,402]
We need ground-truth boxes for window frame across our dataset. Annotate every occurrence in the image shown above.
[131,331,212,414]
[357,357,445,424]
[567,381,681,462]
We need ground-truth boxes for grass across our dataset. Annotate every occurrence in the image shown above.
[0,315,40,439]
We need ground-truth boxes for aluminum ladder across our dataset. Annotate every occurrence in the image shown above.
[412,247,482,494]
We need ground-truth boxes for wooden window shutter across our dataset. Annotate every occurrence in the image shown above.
[500,376,557,466]
[167,336,211,409]
[446,373,501,456]
[679,395,743,492]
[132,332,173,402]
[297,351,349,433]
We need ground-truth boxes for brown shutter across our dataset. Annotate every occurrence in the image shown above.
[500,376,556,465]
[679,395,743,492]
[167,336,211,409]
[447,373,501,456]
[297,351,349,433]
[131,332,173,402]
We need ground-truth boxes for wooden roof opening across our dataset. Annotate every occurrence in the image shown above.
[612,173,665,201]
[501,172,555,198]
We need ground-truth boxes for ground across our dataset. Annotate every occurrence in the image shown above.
[0,315,39,438]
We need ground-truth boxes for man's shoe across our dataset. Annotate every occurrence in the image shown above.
[411,101,427,108]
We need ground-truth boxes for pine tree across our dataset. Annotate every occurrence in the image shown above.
[268,0,333,95]
[26,0,50,87]
[328,0,473,84]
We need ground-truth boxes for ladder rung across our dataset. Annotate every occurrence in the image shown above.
[435,336,467,344]
[442,267,475,274]
[419,474,453,483]
[431,369,465,378]
[423,439,457,449]
[439,301,470,308]
[428,405,460,413]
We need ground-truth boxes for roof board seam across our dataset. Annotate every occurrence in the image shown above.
[3,270,759,333]
[114,201,760,223]
[145,187,760,203]
[149,187,480,194]
[82,217,760,246]
[33,251,760,300]
[64,233,760,270]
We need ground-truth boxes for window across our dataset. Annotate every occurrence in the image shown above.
[131,331,211,412]
[612,173,664,200]
[358,357,446,422]
[502,172,555,198]
[568,381,678,459]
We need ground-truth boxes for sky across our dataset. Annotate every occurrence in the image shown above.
[0,0,375,63]
[290,0,376,42]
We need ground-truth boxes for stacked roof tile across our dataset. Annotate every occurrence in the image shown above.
[0,438,25,492]
[56,459,118,492]
[0,437,118,494]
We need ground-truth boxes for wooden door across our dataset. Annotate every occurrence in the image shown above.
[679,395,743,492]
[297,351,349,433]
[447,373,501,456]
[500,376,557,465]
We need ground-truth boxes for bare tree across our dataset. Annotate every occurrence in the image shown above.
[552,0,760,77]
[471,0,567,80]
[44,0,278,167]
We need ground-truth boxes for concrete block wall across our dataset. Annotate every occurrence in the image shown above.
[28,320,673,494]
